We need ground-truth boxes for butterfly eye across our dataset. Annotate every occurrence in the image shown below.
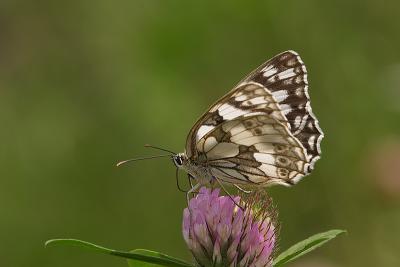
[173,155,183,167]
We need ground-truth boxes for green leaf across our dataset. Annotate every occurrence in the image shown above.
[127,249,192,267]
[273,229,346,267]
[45,239,193,267]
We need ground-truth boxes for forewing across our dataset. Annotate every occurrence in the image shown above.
[196,115,310,186]
[239,50,324,167]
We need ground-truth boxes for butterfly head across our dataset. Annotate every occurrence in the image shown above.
[172,153,188,168]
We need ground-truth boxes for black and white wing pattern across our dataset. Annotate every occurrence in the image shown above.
[185,51,323,186]
[239,50,324,168]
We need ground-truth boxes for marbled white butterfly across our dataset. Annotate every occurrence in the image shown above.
[172,51,323,195]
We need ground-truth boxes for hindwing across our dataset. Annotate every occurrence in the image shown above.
[196,115,309,186]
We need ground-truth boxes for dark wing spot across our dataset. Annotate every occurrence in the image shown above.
[204,111,224,125]
[254,128,262,135]
[278,168,289,178]
[279,157,287,164]
[274,144,288,153]
[244,121,253,128]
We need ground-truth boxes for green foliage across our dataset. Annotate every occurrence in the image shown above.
[45,229,345,266]
[127,249,193,267]
[273,229,346,266]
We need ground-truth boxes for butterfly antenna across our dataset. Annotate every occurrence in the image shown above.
[144,144,176,154]
[116,154,171,167]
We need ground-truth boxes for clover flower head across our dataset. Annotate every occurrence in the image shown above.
[182,187,278,267]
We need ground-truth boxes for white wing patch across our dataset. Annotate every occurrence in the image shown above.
[196,125,215,141]
[218,103,248,120]
[277,68,297,80]
[278,104,292,115]
[203,136,218,153]
[253,153,275,164]
[263,67,278,78]
[206,142,239,160]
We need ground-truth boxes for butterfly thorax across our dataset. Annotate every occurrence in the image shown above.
[173,152,214,184]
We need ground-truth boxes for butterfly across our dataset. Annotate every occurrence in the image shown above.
[170,51,324,195]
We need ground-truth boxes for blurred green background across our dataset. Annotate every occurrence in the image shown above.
[1,1,400,266]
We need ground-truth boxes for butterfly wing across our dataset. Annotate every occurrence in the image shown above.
[185,51,323,185]
[196,114,309,186]
[238,50,324,167]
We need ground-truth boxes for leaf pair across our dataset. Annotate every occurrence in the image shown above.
[45,229,345,266]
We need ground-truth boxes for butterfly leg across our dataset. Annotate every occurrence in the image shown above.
[234,184,252,194]
[214,177,245,211]
[187,174,194,189]
[175,168,188,193]
[186,183,201,207]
